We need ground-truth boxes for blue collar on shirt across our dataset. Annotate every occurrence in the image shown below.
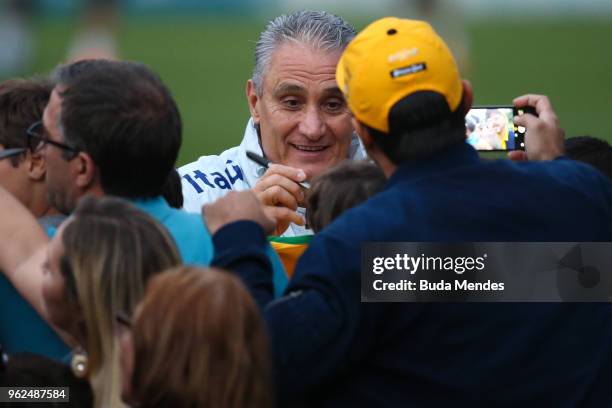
[387,142,481,187]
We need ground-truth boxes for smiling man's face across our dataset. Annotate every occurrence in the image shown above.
[248,42,353,179]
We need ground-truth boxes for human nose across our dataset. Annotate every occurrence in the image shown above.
[298,106,325,141]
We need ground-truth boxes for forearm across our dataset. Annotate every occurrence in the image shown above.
[266,288,347,403]
[0,186,48,281]
[212,219,358,403]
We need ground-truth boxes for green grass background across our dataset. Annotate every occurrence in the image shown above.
[22,16,612,166]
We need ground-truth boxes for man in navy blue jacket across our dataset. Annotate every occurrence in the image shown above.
[206,17,612,407]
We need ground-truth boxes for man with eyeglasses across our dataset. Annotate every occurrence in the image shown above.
[0,78,69,362]
[0,60,287,347]
[7,59,215,267]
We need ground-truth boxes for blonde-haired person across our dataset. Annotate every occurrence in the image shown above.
[40,196,182,408]
[485,108,515,149]
[118,266,273,408]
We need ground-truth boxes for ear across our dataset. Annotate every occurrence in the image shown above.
[74,152,98,189]
[246,79,261,125]
[26,151,46,181]
[461,79,473,115]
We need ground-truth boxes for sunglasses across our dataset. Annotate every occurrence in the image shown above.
[26,121,79,158]
[0,147,26,160]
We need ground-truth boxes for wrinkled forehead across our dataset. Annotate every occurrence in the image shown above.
[264,42,343,91]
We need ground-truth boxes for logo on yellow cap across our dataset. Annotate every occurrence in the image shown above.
[336,17,462,133]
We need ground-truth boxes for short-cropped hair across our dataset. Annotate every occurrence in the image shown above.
[367,91,467,164]
[565,136,612,180]
[306,161,386,232]
[0,78,53,166]
[54,59,182,199]
[252,10,355,95]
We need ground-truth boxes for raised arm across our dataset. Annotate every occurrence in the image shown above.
[0,186,49,316]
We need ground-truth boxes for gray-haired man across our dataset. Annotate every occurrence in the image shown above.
[179,10,366,236]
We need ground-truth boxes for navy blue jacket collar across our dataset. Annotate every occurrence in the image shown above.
[387,142,481,186]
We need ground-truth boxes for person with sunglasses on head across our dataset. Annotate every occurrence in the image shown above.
[0,78,71,362]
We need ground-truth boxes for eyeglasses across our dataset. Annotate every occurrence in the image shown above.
[26,121,79,157]
[0,147,26,160]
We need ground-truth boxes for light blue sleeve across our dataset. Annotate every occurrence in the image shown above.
[265,245,288,298]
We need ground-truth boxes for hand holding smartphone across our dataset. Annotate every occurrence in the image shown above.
[465,105,536,151]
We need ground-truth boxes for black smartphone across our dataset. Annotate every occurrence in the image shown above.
[465,105,536,151]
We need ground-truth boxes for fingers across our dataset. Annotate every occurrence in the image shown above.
[264,206,305,227]
[268,163,307,181]
[512,94,565,161]
[513,111,538,129]
[507,150,528,162]
[257,210,278,235]
[254,173,305,204]
[513,94,559,124]
[258,185,299,211]
[253,164,306,194]
[253,164,308,207]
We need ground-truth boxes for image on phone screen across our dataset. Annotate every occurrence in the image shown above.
[465,106,525,151]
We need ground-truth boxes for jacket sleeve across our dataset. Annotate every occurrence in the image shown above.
[211,221,274,307]
[212,221,361,404]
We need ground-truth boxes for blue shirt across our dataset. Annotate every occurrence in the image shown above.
[133,196,214,266]
[0,196,287,361]
[133,197,287,296]
[213,143,612,407]
[0,215,70,360]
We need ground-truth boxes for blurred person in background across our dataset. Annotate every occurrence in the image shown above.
[0,77,70,361]
[204,17,612,407]
[0,0,118,79]
[0,195,181,408]
[399,0,471,73]
[68,0,119,62]
[0,1,34,78]
[118,266,273,408]
[179,10,367,237]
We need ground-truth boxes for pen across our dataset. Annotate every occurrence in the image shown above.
[246,151,311,189]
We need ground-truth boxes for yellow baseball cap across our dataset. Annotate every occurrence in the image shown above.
[336,17,463,133]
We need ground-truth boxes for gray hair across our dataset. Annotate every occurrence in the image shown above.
[252,10,356,95]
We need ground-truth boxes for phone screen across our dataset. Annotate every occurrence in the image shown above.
[465,106,525,151]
